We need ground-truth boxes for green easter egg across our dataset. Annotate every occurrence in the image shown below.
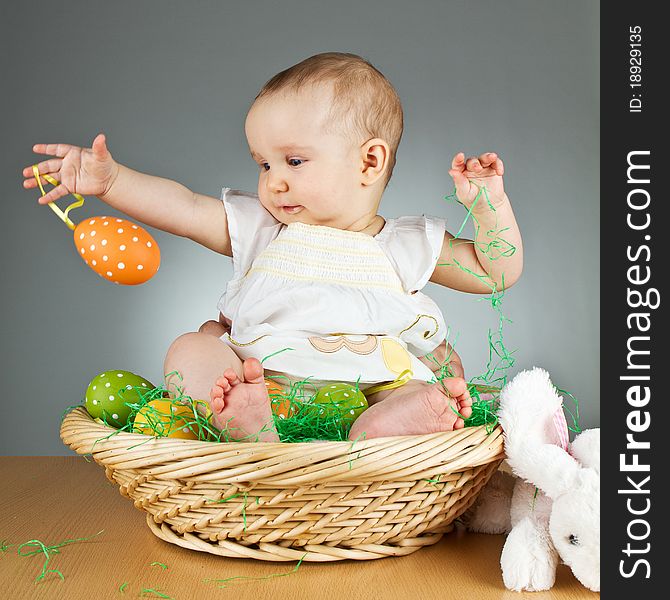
[312,383,368,424]
[85,370,154,428]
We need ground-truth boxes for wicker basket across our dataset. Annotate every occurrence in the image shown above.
[60,407,504,561]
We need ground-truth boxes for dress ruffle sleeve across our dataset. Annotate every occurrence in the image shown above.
[217,189,283,318]
[375,215,447,293]
[221,188,283,279]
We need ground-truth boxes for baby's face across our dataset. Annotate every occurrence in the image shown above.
[245,85,375,229]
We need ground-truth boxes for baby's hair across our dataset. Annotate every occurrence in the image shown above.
[255,52,404,186]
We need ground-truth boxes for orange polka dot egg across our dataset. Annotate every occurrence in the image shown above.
[73,216,160,285]
[265,378,297,420]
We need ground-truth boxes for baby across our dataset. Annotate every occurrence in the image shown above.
[24,52,523,442]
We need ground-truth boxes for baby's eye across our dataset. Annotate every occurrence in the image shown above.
[260,162,270,171]
[287,158,303,167]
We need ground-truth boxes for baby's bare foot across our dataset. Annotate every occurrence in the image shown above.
[208,358,279,442]
[348,378,472,440]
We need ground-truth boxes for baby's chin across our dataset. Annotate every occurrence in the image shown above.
[274,206,336,228]
[262,200,348,229]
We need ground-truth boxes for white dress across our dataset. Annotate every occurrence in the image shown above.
[217,188,448,386]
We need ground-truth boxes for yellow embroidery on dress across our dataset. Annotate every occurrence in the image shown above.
[246,266,404,292]
[271,237,382,258]
[223,332,268,347]
[255,248,396,275]
[398,314,440,340]
[288,222,379,240]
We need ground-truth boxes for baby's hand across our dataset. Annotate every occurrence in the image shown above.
[22,133,119,204]
[448,152,506,210]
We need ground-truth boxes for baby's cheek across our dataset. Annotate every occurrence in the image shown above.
[257,192,272,211]
[321,182,351,213]
[258,194,282,219]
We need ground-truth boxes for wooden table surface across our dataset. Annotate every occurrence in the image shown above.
[0,457,597,600]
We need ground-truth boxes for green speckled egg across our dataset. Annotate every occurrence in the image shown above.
[85,370,154,428]
[312,383,368,424]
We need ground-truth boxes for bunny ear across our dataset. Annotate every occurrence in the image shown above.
[498,368,565,447]
[570,429,600,474]
[505,440,581,500]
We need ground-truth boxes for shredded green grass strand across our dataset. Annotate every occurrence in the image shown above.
[16,530,104,583]
[203,554,307,588]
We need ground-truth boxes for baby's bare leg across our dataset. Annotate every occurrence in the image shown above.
[163,332,278,442]
[418,340,464,378]
[198,312,231,337]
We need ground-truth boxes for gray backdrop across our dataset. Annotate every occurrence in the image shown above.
[0,0,599,454]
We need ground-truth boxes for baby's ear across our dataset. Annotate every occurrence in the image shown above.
[360,138,390,186]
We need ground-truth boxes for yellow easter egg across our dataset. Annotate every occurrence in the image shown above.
[132,399,198,439]
[73,216,160,285]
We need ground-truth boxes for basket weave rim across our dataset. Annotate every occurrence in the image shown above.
[61,406,504,485]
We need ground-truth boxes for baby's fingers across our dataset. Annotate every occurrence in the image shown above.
[478,152,497,167]
[32,143,74,157]
[477,152,505,176]
[23,177,45,190]
[22,158,62,179]
[37,183,70,204]
[458,401,472,420]
[450,152,466,171]
[466,156,483,172]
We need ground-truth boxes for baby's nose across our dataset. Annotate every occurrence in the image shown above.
[267,171,289,193]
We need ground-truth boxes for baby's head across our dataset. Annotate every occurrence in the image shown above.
[245,52,403,230]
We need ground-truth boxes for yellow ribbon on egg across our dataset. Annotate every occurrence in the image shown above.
[362,369,413,397]
[32,164,84,231]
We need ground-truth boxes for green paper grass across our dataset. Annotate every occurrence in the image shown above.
[16,530,104,583]
[140,588,172,598]
[269,376,356,443]
[443,185,517,391]
[203,554,306,588]
[78,367,370,450]
[555,385,582,434]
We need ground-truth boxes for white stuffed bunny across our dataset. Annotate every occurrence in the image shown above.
[466,367,600,592]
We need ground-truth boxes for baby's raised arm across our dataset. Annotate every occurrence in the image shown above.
[430,152,524,293]
[23,133,232,256]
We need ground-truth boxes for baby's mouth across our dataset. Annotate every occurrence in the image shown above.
[281,205,303,214]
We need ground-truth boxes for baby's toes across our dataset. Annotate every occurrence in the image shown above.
[213,376,231,394]
[459,402,473,420]
[242,357,265,384]
[441,376,468,399]
[223,367,242,387]
[458,390,473,419]
[209,384,225,411]
[210,394,225,414]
